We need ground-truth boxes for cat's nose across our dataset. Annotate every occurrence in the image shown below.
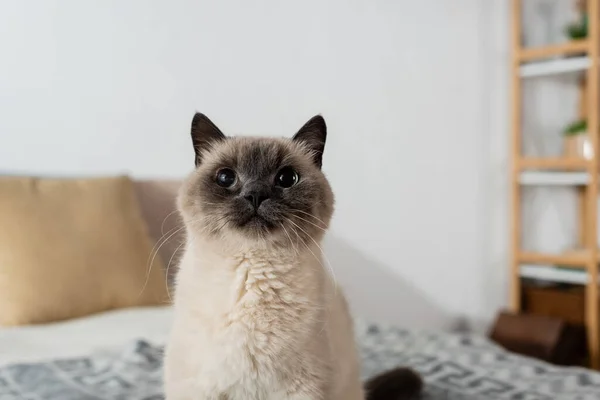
[244,192,269,210]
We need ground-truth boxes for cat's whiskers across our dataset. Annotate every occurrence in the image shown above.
[210,193,230,201]
[286,219,304,248]
[160,209,180,236]
[279,221,299,256]
[259,229,269,250]
[199,214,228,235]
[139,224,185,299]
[211,216,231,236]
[150,213,183,265]
[290,213,327,232]
[165,238,186,302]
[290,209,328,228]
[286,219,338,294]
[285,218,334,338]
[201,201,226,207]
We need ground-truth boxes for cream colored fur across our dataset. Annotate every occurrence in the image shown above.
[164,234,364,400]
[164,115,365,399]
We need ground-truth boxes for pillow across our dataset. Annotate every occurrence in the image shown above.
[0,176,168,326]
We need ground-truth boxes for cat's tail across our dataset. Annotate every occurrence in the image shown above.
[364,367,423,400]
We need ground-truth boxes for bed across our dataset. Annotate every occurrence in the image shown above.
[2,306,600,400]
[2,179,599,399]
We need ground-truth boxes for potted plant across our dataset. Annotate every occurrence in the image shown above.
[564,0,588,57]
[565,0,588,44]
[565,13,588,40]
[563,119,593,159]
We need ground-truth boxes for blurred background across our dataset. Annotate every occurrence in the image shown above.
[2,1,581,335]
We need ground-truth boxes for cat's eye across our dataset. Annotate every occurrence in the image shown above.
[216,168,237,188]
[275,167,299,188]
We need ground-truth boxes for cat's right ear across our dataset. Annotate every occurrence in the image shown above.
[190,113,226,166]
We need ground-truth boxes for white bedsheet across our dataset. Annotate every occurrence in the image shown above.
[0,306,173,366]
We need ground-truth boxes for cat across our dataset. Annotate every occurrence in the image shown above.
[163,113,422,400]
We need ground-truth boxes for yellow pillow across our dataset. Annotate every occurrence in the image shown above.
[0,176,168,326]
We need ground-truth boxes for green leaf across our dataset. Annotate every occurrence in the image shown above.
[565,13,588,40]
[564,119,587,136]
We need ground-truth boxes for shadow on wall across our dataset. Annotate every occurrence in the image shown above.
[324,235,464,332]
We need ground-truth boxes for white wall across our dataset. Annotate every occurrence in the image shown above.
[0,0,510,331]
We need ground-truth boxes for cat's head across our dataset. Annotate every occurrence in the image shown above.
[178,113,334,248]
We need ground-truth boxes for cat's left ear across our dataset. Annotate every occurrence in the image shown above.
[292,115,327,169]
[190,112,226,166]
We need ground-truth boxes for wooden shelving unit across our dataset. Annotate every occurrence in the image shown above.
[511,0,600,368]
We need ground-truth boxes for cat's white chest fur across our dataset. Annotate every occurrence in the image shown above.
[164,243,363,400]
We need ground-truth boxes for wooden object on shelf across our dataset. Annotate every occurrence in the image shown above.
[489,311,587,367]
[523,285,585,325]
[510,0,600,369]
[564,135,593,159]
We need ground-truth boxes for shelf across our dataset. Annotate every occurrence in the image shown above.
[519,40,589,62]
[519,171,589,185]
[520,264,589,285]
[520,56,590,78]
[519,157,590,171]
[519,250,592,267]
[511,1,600,370]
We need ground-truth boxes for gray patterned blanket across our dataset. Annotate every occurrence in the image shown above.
[2,321,600,400]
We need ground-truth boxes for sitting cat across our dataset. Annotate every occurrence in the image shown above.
[164,113,422,400]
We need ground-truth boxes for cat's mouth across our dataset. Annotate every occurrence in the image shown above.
[236,212,277,231]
